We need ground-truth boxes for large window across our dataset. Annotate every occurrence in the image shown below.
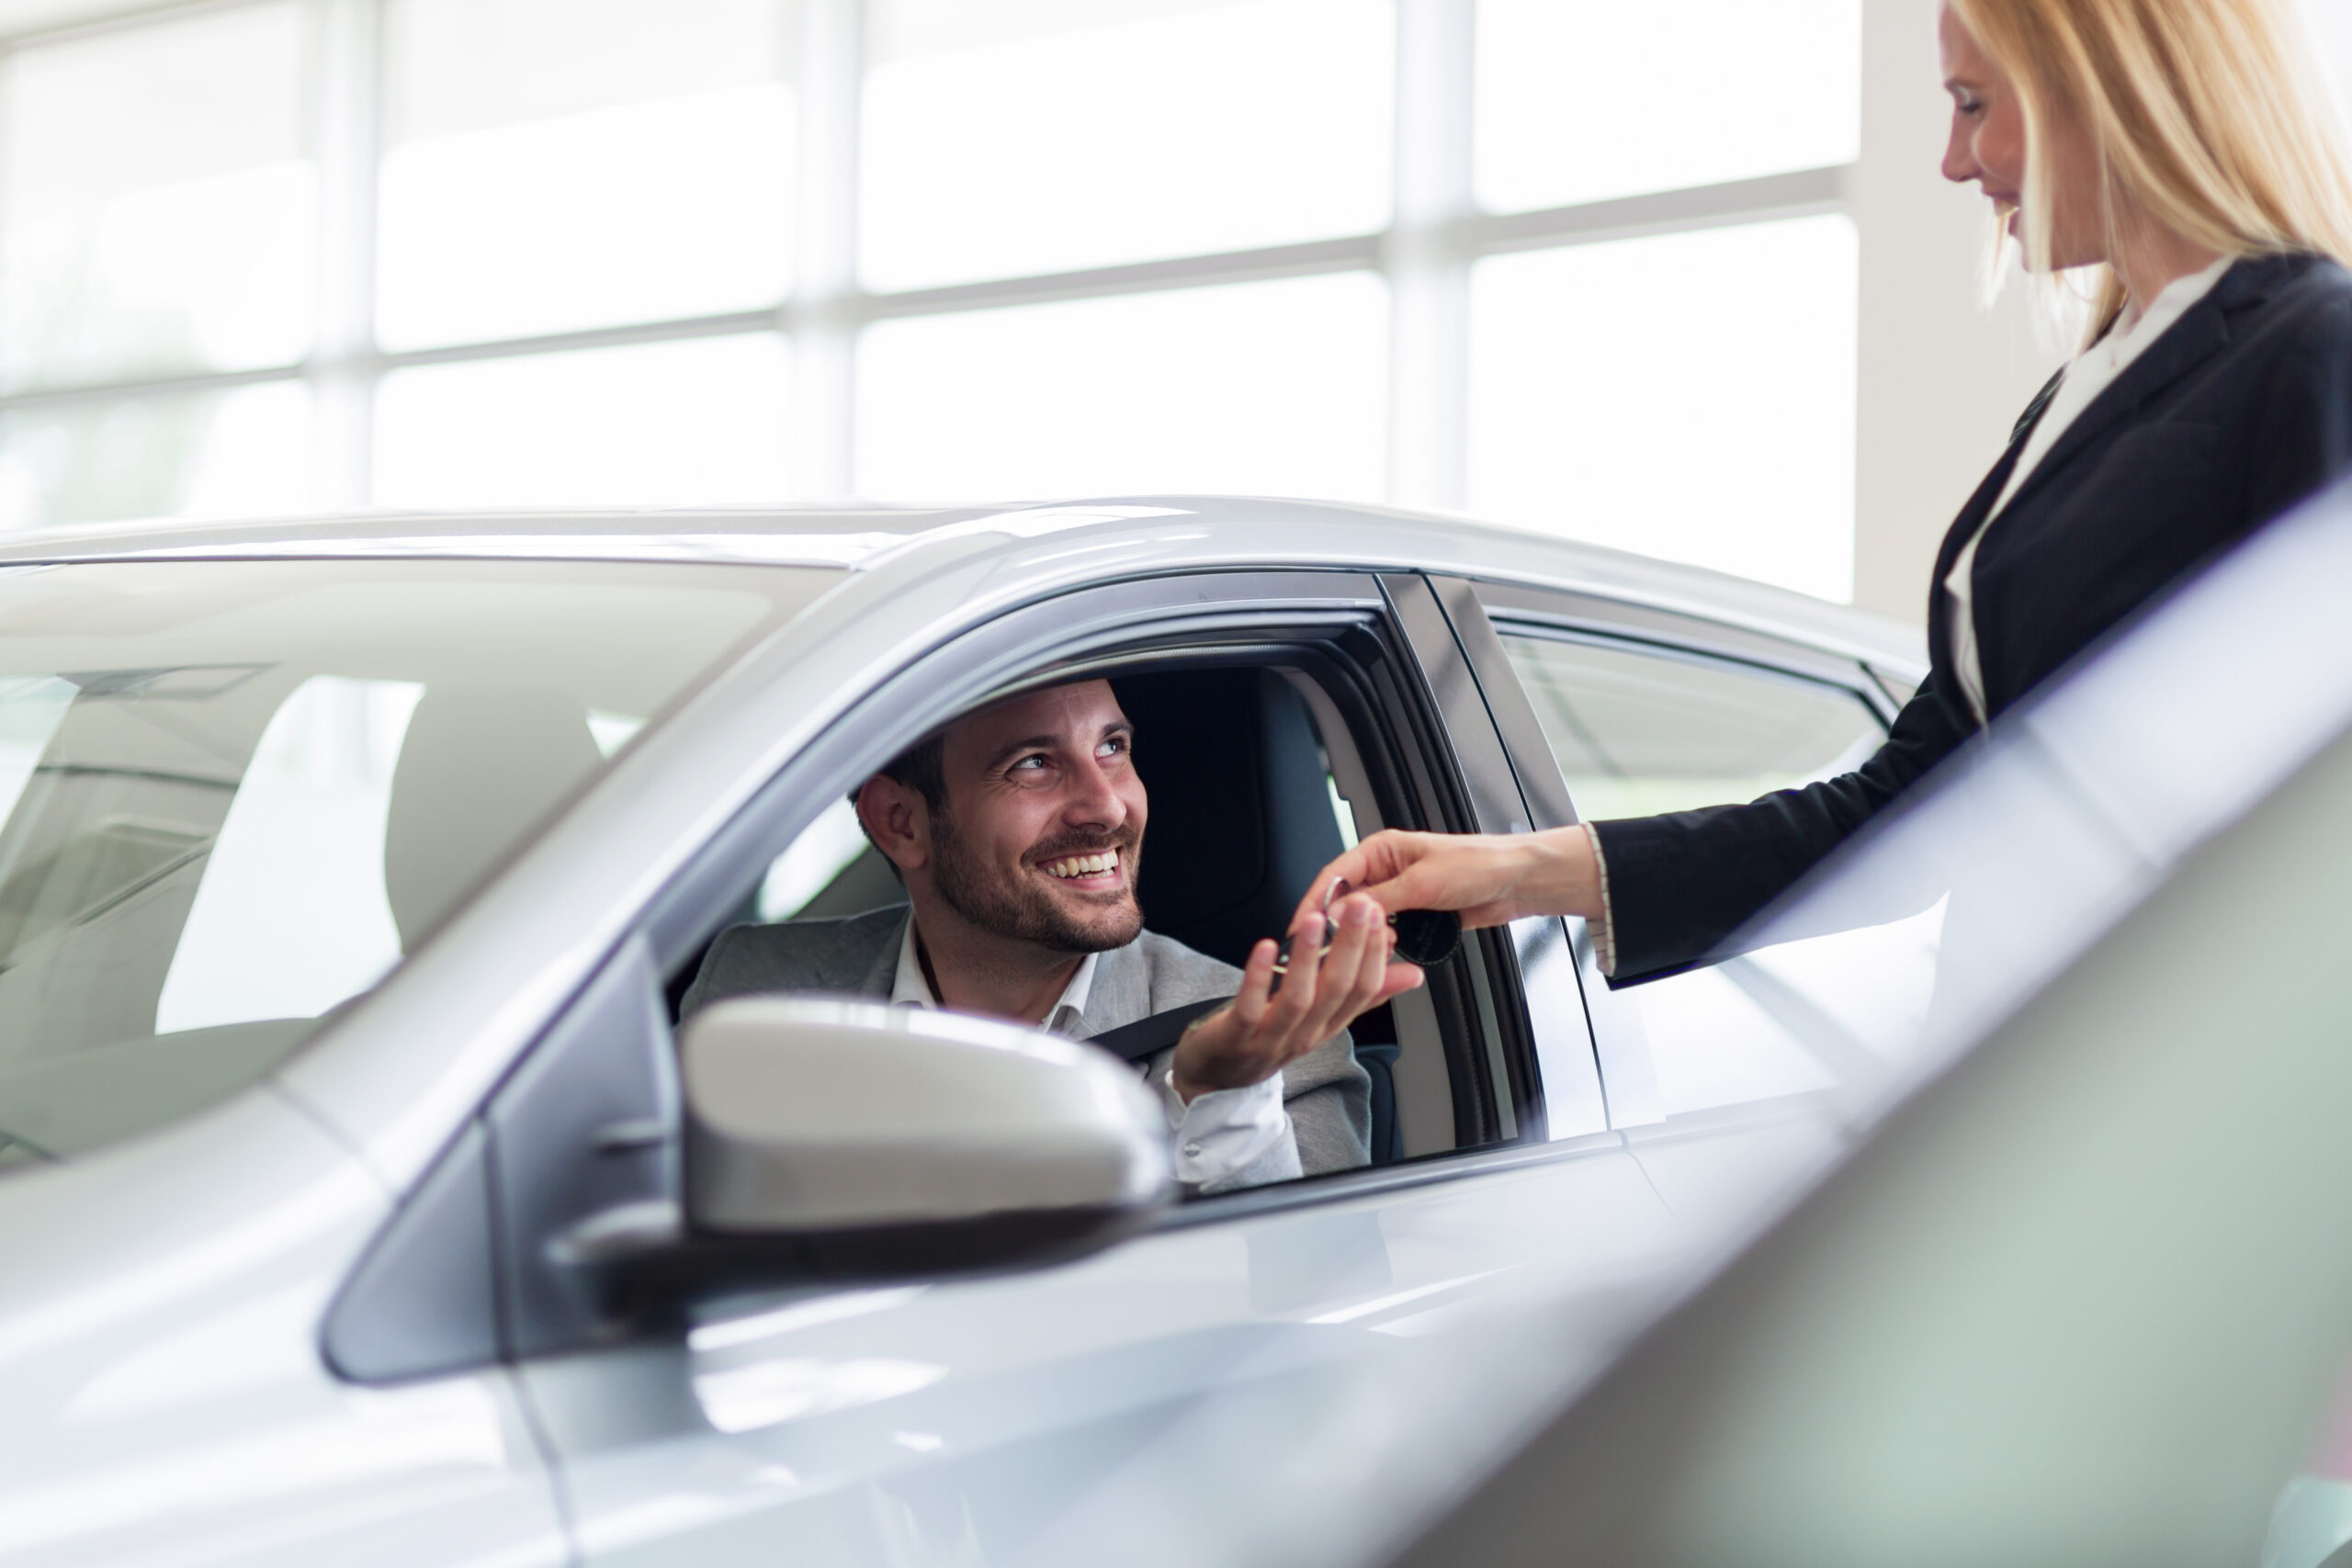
[0,0,1864,598]
[1470,215,1860,601]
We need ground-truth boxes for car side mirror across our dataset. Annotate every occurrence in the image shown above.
[579,998,1173,1314]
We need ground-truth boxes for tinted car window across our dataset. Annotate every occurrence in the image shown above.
[0,558,835,1170]
[1500,633,1882,818]
[1497,629,1937,1120]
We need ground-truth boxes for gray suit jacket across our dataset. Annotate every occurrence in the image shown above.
[681,906,1372,1181]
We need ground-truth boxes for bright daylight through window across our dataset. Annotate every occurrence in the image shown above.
[0,0,1871,600]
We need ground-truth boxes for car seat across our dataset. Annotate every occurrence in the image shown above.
[1111,669,1402,1165]
[384,683,605,951]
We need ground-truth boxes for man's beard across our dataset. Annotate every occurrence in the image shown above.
[930,815,1144,954]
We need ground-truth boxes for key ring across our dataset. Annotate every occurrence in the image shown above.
[1271,882,1461,988]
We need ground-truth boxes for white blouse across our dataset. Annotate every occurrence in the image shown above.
[1945,254,2234,725]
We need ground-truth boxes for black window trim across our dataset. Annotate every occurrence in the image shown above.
[1384,573,1608,1143]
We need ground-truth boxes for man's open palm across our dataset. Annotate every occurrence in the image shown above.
[1170,894,1421,1101]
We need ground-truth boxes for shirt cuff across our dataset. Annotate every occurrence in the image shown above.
[1582,821,1618,978]
[1156,1070,1299,1192]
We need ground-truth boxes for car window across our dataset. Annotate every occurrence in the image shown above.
[0,558,835,1171]
[756,795,888,922]
[1502,635,1883,817]
[680,658,1476,1176]
[1497,629,1940,1121]
[750,700,1367,928]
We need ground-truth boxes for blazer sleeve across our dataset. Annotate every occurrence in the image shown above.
[1279,1029,1373,1176]
[676,924,758,1019]
[1589,664,1979,982]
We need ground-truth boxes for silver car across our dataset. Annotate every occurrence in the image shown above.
[0,497,1945,1568]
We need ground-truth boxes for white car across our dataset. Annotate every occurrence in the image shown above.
[0,497,1940,1568]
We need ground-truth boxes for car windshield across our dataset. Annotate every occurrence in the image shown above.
[0,556,838,1171]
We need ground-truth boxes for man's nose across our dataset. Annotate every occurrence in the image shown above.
[1063,754,1128,827]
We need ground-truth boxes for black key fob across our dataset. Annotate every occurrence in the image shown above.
[1389,908,1461,967]
[1270,906,1460,992]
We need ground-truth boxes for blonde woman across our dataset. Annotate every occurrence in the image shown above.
[1307,0,2352,981]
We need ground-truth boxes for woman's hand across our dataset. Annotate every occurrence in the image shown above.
[1170,893,1420,1102]
[1294,826,1603,932]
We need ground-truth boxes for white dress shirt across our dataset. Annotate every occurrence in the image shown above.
[888,918,1298,1190]
[1945,254,2234,725]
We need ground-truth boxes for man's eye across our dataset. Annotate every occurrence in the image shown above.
[1010,755,1046,773]
[1097,738,1128,759]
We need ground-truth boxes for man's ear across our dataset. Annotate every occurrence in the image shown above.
[854,774,929,874]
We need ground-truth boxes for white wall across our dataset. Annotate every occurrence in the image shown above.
[1851,0,2058,624]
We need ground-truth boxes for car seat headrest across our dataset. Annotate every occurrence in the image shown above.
[384,683,604,950]
[1112,669,1347,970]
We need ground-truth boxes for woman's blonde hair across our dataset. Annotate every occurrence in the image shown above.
[1950,0,2352,342]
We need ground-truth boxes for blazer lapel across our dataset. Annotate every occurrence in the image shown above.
[1928,373,2056,665]
[1068,941,1152,1038]
[1992,260,2261,521]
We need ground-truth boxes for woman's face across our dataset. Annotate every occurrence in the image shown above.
[1939,4,2105,268]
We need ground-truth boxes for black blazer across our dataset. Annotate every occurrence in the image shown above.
[1594,252,2352,982]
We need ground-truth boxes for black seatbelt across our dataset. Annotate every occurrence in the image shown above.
[1086,998,1229,1067]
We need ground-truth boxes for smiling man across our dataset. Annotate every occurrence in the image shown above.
[681,678,1415,1192]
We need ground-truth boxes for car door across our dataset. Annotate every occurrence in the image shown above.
[1433,576,1943,1239]
[322,568,1701,1568]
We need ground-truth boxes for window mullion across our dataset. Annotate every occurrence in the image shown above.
[311,0,381,511]
[788,0,862,501]
[1385,0,1474,512]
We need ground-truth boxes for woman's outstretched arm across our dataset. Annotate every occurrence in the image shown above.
[1295,825,1604,934]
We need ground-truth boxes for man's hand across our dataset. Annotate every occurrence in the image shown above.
[1170,893,1422,1102]
[1293,826,1602,934]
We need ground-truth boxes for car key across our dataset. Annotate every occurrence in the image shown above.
[1271,885,1461,992]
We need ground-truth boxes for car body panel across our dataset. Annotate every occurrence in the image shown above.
[0,1087,566,1567]
[530,1134,1684,1568]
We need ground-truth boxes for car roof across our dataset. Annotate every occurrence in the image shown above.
[0,495,1925,674]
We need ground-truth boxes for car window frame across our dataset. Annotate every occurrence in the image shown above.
[644,566,1606,1210]
[642,568,1557,1151]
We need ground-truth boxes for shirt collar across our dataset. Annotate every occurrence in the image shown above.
[890,914,1102,1033]
[2103,253,2234,364]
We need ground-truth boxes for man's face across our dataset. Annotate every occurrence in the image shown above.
[926,680,1147,953]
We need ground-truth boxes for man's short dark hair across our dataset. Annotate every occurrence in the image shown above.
[853,730,947,814]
